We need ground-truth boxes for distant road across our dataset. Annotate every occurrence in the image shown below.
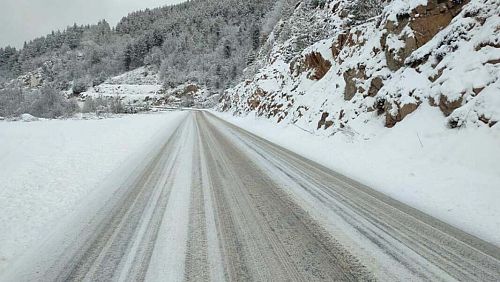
[7,111,500,281]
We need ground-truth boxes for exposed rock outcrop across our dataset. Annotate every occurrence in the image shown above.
[219,0,499,133]
[382,0,470,71]
[410,0,470,47]
[317,112,333,129]
[303,52,332,80]
[439,94,463,116]
[367,77,384,97]
[331,33,349,60]
[343,65,366,101]
[247,88,267,110]
[385,102,420,128]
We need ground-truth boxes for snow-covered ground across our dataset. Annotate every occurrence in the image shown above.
[83,84,163,104]
[0,111,187,273]
[78,66,215,108]
[80,67,163,105]
[212,108,500,247]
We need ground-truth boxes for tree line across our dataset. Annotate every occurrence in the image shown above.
[0,0,381,118]
[0,0,282,94]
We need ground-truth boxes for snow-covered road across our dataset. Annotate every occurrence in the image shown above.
[2,111,500,281]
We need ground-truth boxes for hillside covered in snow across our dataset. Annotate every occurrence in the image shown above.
[214,0,500,245]
[78,67,215,110]
[219,0,499,132]
[0,0,279,118]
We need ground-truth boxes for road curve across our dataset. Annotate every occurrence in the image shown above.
[5,111,500,281]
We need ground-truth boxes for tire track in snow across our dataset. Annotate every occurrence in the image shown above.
[8,110,499,282]
[197,112,372,281]
[54,116,191,281]
[184,120,210,282]
[205,112,500,281]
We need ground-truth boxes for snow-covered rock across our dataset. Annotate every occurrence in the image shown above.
[20,114,38,122]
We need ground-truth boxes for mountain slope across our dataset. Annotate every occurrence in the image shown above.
[219,0,500,132]
[0,0,278,94]
[214,0,500,250]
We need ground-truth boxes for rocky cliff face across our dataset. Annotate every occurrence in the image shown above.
[218,0,500,133]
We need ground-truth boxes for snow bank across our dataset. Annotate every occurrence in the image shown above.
[20,114,38,122]
[212,109,500,247]
[0,111,187,273]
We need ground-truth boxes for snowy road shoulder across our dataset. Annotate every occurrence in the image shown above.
[211,108,500,247]
[0,111,188,273]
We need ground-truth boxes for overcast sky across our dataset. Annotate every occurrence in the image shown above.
[0,0,186,49]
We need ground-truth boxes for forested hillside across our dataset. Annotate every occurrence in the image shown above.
[2,0,497,127]
[0,0,283,94]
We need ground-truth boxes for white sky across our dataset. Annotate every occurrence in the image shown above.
[0,0,186,49]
